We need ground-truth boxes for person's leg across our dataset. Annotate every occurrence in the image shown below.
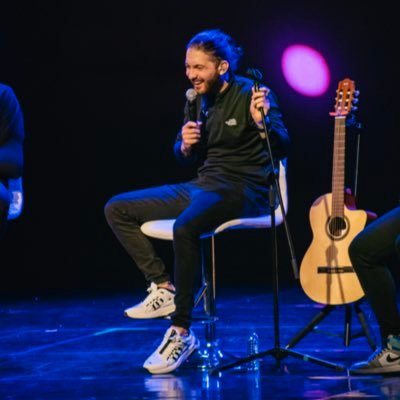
[143,180,269,374]
[171,188,257,330]
[348,206,400,339]
[104,184,192,319]
[104,184,190,284]
[144,188,252,373]
[169,179,270,332]
[348,206,400,374]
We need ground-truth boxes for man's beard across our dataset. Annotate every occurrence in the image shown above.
[201,74,223,96]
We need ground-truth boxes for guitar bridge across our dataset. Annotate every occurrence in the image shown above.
[317,266,354,274]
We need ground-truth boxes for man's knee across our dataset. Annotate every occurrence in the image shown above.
[104,196,124,224]
[349,234,363,265]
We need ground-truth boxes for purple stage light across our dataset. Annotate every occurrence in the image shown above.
[281,44,330,97]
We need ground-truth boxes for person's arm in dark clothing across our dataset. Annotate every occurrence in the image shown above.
[0,86,24,178]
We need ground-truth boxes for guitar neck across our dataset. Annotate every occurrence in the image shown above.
[331,116,346,217]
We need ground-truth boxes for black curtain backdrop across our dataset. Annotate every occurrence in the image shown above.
[1,1,398,293]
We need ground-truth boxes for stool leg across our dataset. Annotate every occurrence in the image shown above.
[197,236,224,369]
[354,301,377,350]
[344,305,352,346]
[203,236,216,341]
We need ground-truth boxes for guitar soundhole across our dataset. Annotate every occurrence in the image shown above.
[327,216,349,239]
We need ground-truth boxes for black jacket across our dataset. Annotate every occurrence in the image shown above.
[174,75,289,188]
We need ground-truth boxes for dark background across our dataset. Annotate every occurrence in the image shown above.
[1,1,398,293]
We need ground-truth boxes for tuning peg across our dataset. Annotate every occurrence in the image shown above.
[352,98,359,104]
[352,106,358,111]
[354,90,360,97]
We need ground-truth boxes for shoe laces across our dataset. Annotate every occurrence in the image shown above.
[145,293,165,309]
[168,338,186,361]
[368,346,386,362]
[161,330,188,362]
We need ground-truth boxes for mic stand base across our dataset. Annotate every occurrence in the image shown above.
[209,347,345,375]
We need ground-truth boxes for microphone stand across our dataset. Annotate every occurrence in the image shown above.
[209,71,345,375]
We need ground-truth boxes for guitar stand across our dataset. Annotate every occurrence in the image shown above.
[286,300,377,350]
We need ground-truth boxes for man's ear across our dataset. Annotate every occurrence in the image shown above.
[218,60,229,75]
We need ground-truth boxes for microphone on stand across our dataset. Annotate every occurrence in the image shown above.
[246,68,263,105]
[185,88,198,122]
[246,67,271,136]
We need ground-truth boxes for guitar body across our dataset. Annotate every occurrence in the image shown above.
[299,192,367,305]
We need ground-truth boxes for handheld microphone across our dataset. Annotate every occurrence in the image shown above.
[185,88,198,122]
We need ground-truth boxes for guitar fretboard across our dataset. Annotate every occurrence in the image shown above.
[331,116,346,218]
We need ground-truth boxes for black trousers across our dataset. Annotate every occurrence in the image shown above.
[104,176,269,329]
[349,206,400,341]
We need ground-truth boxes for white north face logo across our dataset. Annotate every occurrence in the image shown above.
[225,118,237,126]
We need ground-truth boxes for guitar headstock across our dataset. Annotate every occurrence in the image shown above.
[329,78,359,117]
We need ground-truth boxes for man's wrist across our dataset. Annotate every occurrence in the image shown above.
[256,116,271,131]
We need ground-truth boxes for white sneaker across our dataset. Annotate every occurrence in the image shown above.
[350,335,400,374]
[143,327,200,374]
[124,283,176,319]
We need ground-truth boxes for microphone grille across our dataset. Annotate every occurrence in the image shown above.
[246,68,263,82]
[185,88,197,102]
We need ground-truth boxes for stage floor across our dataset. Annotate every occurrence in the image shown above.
[1,285,399,399]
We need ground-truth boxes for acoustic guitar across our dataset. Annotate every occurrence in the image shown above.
[299,78,367,305]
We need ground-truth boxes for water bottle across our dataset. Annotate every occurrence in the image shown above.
[247,331,260,371]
